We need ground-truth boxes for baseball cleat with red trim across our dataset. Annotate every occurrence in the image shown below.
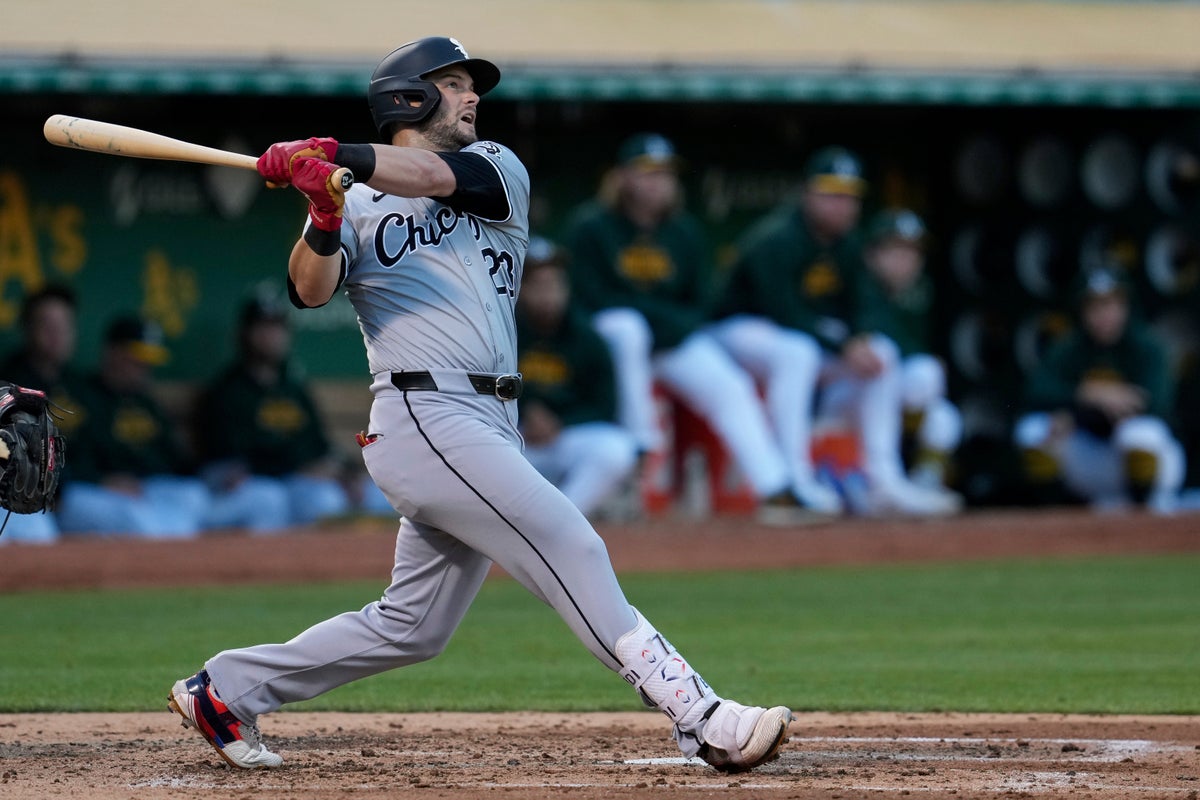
[698,702,793,772]
[168,669,283,768]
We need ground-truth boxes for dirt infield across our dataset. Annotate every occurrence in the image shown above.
[1,710,1197,799]
[2,507,1199,798]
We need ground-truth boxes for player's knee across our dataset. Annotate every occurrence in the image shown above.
[902,355,946,409]
[593,308,652,354]
[591,433,638,475]
[1013,414,1062,484]
[1113,416,1170,453]
[566,527,614,571]
[373,605,453,662]
[774,332,821,377]
[868,335,901,370]
[921,400,963,452]
[1013,413,1052,449]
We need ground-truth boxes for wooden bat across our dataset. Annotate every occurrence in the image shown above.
[42,114,354,192]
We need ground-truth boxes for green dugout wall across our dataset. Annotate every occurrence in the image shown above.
[3,71,1200,498]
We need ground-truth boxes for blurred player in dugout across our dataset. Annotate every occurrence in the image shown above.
[516,236,638,518]
[1014,266,1185,513]
[562,132,828,525]
[56,315,212,537]
[0,285,89,544]
[857,209,964,497]
[711,146,960,517]
[58,314,306,537]
[193,295,355,530]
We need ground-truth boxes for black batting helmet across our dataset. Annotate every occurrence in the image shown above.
[368,36,501,139]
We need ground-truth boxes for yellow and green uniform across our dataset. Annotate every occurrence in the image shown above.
[517,309,617,426]
[562,202,714,350]
[69,375,191,483]
[717,204,868,351]
[0,350,90,437]
[196,364,332,477]
[1024,323,1173,420]
[856,273,935,358]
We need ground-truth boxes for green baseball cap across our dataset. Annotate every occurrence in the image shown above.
[804,146,866,197]
[106,316,169,366]
[617,133,682,171]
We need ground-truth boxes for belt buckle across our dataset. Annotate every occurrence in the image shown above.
[494,373,522,400]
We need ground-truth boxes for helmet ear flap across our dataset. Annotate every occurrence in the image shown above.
[369,78,442,138]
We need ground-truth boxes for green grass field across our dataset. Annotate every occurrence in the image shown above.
[2,554,1197,714]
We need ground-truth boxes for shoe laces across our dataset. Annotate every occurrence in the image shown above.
[240,722,267,749]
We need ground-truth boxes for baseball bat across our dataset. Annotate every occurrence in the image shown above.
[42,114,354,192]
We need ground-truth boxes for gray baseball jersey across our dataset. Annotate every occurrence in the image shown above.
[204,141,639,721]
[340,140,527,376]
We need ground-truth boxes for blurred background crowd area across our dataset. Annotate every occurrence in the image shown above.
[2,0,1200,512]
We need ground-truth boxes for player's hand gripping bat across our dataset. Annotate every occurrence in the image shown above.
[42,114,354,192]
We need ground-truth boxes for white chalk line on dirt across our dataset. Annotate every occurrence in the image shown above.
[788,736,1196,763]
[999,771,1198,793]
[847,786,1196,795]
[624,736,1193,767]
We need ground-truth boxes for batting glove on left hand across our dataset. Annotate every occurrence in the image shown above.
[257,137,339,187]
[292,157,345,232]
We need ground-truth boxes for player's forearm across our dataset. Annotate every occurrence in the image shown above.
[363,145,456,197]
[289,239,342,307]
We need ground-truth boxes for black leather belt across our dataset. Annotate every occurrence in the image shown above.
[391,371,523,400]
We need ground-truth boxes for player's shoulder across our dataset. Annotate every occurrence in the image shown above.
[462,139,517,157]
[462,140,527,170]
[460,140,530,200]
[1126,322,1169,355]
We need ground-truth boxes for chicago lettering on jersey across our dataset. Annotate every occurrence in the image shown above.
[373,207,484,267]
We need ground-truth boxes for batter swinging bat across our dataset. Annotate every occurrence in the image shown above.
[42,114,354,191]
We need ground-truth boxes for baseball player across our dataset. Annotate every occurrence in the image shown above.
[56,316,213,537]
[194,295,350,528]
[0,285,82,543]
[168,37,791,773]
[562,133,835,523]
[712,147,959,517]
[858,210,963,497]
[516,236,639,518]
[1014,266,1185,512]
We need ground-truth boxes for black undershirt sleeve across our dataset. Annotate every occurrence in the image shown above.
[287,247,348,309]
[433,151,510,220]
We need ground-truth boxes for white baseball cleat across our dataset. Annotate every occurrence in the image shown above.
[698,701,793,772]
[756,490,838,527]
[168,669,283,769]
[868,480,963,518]
[794,479,845,515]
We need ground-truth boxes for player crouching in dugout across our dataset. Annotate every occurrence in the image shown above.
[1014,267,1186,513]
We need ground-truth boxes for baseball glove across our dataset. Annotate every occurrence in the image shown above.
[0,381,65,522]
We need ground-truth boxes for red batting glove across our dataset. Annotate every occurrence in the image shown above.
[256,137,339,187]
[292,157,345,232]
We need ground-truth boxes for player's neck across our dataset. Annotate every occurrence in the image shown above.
[392,129,437,152]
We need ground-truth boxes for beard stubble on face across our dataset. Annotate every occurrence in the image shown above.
[417,102,478,151]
